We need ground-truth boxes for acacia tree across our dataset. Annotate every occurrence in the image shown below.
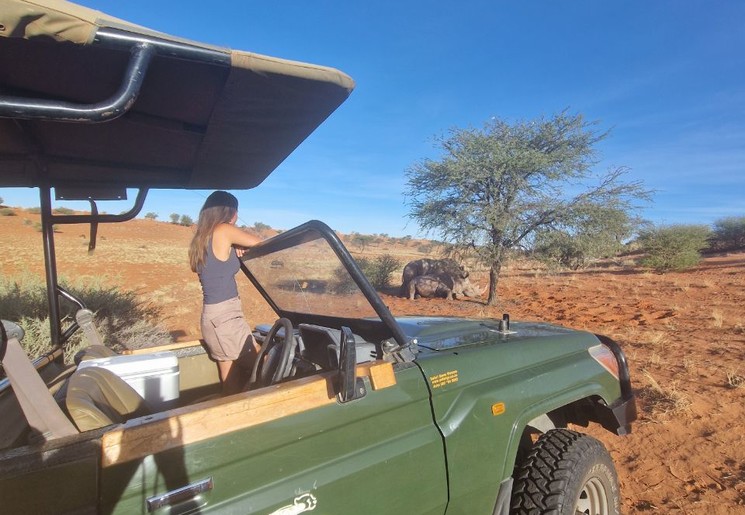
[405,112,650,305]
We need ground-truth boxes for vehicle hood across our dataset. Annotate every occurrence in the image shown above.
[396,316,589,351]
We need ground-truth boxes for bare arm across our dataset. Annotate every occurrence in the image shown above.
[212,223,262,260]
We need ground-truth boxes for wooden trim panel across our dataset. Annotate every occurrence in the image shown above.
[121,340,204,355]
[101,361,396,467]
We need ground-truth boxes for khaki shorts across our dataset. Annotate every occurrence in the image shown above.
[201,297,253,362]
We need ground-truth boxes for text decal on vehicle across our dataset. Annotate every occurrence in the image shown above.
[430,370,459,388]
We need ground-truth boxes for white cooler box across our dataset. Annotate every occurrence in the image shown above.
[77,351,180,410]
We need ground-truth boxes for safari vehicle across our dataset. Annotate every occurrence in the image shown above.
[0,1,636,514]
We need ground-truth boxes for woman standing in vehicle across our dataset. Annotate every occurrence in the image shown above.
[189,191,262,395]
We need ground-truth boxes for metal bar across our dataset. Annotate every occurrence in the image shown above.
[39,186,61,347]
[0,43,155,122]
[50,189,148,225]
[94,28,231,66]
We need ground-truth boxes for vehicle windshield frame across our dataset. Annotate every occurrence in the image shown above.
[239,220,408,347]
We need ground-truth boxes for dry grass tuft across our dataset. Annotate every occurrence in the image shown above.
[725,369,744,389]
[637,370,692,420]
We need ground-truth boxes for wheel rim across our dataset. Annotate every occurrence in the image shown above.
[574,476,609,515]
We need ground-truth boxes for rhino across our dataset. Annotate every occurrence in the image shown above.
[408,273,486,300]
[400,258,468,297]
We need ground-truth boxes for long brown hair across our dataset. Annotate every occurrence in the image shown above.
[189,197,237,273]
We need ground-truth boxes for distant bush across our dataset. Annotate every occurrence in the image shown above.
[365,254,402,290]
[331,254,401,292]
[32,222,59,233]
[533,230,625,270]
[0,196,3,205]
[639,224,711,272]
[144,212,158,220]
[711,215,745,250]
[351,233,375,251]
[253,221,271,231]
[169,213,180,224]
[0,276,171,363]
[0,208,16,216]
[179,214,193,226]
[52,207,74,215]
[27,207,41,214]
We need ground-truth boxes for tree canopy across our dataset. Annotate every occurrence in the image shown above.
[405,112,651,305]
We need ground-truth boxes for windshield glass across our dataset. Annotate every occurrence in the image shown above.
[242,229,380,320]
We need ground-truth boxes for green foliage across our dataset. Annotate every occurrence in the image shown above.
[639,224,711,272]
[144,212,159,220]
[332,254,402,292]
[365,254,402,290]
[405,111,650,304]
[27,207,41,214]
[351,233,375,251]
[711,215,745,250]
[169,213,180,224]
[0,275,171,363]
[0,208,16,216]
[253,221,272,231]
[52,206,74,215]
[533,206,637,269]
[0,196,4,205]
[179,214,194,226]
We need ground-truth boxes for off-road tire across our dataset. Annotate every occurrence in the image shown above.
[511,429,620,515]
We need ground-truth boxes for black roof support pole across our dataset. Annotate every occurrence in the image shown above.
[39,185,62,347]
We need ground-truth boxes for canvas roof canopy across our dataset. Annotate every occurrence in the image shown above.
[0,0,355,191]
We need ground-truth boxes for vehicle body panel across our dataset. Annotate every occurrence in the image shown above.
[100,364,447,514]
[409,320,622,514]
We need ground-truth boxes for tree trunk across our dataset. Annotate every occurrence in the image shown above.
[486,260,502,305]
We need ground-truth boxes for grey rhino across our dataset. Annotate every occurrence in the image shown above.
[400,258,468,297]
[408,273,486,300]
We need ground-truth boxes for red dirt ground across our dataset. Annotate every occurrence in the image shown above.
[2,210,744,513]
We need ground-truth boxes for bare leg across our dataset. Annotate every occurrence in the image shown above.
[216,360,246,396]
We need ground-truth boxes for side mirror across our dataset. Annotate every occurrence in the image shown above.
[337,326,366,403]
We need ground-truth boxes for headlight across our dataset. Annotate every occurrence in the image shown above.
[589,344,620,380]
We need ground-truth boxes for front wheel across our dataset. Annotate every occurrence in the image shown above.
[511,429,621,515]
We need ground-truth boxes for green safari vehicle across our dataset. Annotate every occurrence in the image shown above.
[0,1,636,513]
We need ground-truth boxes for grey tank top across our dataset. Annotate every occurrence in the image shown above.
[198,238,240,305]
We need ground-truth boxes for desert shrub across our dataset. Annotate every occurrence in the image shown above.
[638,224,711,272]
[179,214,193,226]
[333,257,371,294]
[351,233,375,251]
[52,206,74,215]
[532,230,624,270]
[0,275,171,363]
[711,215,745,250]
[0,196,3,205]
[0,208,16,216]
[169,213,180,224]
[26,207,41,214]
[365,254,402,290]
[144,212,158,220]
[417,243,434,254]
[253,221,271,231]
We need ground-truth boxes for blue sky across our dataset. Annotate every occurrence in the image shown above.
[4,1,744,237]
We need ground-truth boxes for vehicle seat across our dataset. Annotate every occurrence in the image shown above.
[65,367,152,432]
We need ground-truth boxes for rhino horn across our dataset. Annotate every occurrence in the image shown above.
[480,284,487,295]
